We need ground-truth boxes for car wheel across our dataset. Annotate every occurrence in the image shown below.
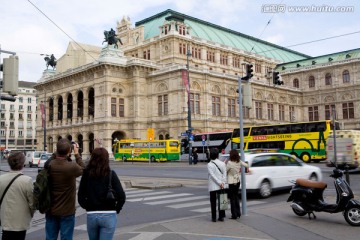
[259,180,271,198]
[309,173,318,181]
[29,162,33,168]
[344,207,360,226]
[150,156,156,162]
[300,152,311,163]
[122,156,127,162]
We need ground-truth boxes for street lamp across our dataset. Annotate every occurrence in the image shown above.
[186,46,193,165]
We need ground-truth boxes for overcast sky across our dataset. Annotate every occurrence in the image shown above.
[1,0,359,83]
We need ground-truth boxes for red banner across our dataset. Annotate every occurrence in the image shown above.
[40,103,45,128]
[182,69,190,93]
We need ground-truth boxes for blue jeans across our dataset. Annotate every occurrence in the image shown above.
[45,214,75,240]
[87,212,117,240]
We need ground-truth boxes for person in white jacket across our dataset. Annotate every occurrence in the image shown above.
[0,152,35,240]
[207,148,227,222]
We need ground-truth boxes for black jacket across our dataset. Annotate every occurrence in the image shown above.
[78,170,126,213]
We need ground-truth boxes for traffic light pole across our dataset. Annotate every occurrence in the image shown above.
[186,47,192,165]
[238,76,248,216]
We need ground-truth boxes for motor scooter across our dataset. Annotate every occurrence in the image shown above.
[287,167,360,226]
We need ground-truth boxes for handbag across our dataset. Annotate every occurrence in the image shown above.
[217,189,229,211]
[0,174,22,226]
[106,170,115,201]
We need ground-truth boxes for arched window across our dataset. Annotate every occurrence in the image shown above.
[67,94,73,119]
[88,88,95,117]
[293,78,299,88]
[77,91,84,117]
[325,73,332,85]
[57,96,63,120]
[49,98,54,121]
[343,70,350,83]
[309,76,315,88]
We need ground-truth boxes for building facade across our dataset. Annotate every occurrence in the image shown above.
[0,81,38,151]
[34,10,359,158]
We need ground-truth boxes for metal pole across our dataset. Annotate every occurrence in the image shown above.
[238,76,247,215]
[187,46,192,165]
[43,92,46,151]
[332,107,337,167]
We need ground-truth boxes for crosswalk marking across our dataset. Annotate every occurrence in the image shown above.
[168,200,210,209]
[146,195,208,205]
[129,232,163,240]
[126,190,171,198]
[125,189,154,194]
[192,207,211,213]
[127,193,192,202]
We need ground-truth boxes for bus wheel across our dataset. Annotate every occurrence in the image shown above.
[122,156,127,162]
[300,153,311,163]
[150,156,156,162]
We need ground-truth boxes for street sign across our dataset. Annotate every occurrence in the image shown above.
[189,134,194,142]
[202,140,206,146]
[147,128,154,141]
[181,132,188,137]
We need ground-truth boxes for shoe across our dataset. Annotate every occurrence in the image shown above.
[212,219,216,222]
[229,216,237,220]
[218,218,224,222]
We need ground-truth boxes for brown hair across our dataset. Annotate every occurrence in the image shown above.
[86,148,110,178]
[8,152,25,171]
[56,138,72,156]
[229,149,240,163]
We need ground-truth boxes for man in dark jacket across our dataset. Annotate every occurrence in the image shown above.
[45,139,85,240]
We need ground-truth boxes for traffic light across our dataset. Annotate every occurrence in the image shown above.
[0,55,19,96]
[241,64,253,80]
[273,71,283,85]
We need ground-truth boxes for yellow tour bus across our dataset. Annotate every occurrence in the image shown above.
[230,120,340,163]
[113,139,180,162]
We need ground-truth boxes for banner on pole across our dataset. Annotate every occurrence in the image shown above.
[40,103,45,128]
[182,69,190,93]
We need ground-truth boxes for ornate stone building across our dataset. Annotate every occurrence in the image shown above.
[34,10,359,157]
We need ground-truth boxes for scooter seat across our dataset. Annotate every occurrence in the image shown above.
[296,178,327,189]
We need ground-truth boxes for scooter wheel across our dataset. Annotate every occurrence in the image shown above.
[293,208,306,217]
[344,207,360,226]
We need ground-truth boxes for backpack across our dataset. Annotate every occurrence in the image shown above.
[33,167,51,214]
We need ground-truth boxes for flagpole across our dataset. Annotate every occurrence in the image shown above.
[186,46,192,165]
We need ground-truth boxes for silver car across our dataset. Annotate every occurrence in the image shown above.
[37,153,53,171]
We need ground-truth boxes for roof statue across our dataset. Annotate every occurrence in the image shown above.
[103,28,123,49]
[44,54,57,70]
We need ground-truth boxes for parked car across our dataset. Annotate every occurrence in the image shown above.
[37,153,53,172]
[220,151,322,198]
[25,151,46,167]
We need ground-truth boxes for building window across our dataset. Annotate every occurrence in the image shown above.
[111,98,116,117]
[158,95,168,116]
[192,47,201,59]
[28,97,32,103]
[255,63,261,73]
[1,113,5,119]
[325,73,332,85]
[19,97,23,103]
[289,106,295,121]
[27,113,32,120]
[19,113,23,120]
[119,98,124,117]
[212,96,221,116]
[179,25,186,35]
[342,102,354,119]
[293,78,299,88]
[243,106,250,119]
[308,106,319,121]
[18,130,23,137]
[27,106,32,111]
[0,104,4,110]
[179,43,186,55]
[10,113,14,120]
[343,70,350,83]
[0,122,4,128]
[233,57,241,68]
[228,98,236,117]
[10,130,14,137]
[255,102,262,119]
[325,104,335,120]
[220,54,228,65]
[309,76,315,88]
[143,49,150,60]
[0,130,4,136]
[190,93,200,114]
[267,103,274,120]
[207,50,215,63]
[19,105,23,111]
[10,105,15,111]
[279,105,285,121]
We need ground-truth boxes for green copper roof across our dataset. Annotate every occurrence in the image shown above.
[136,9,310,62]
[277,48,360,72]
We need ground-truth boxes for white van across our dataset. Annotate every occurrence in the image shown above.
[326,130,360,170]
[25,151,46,167]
